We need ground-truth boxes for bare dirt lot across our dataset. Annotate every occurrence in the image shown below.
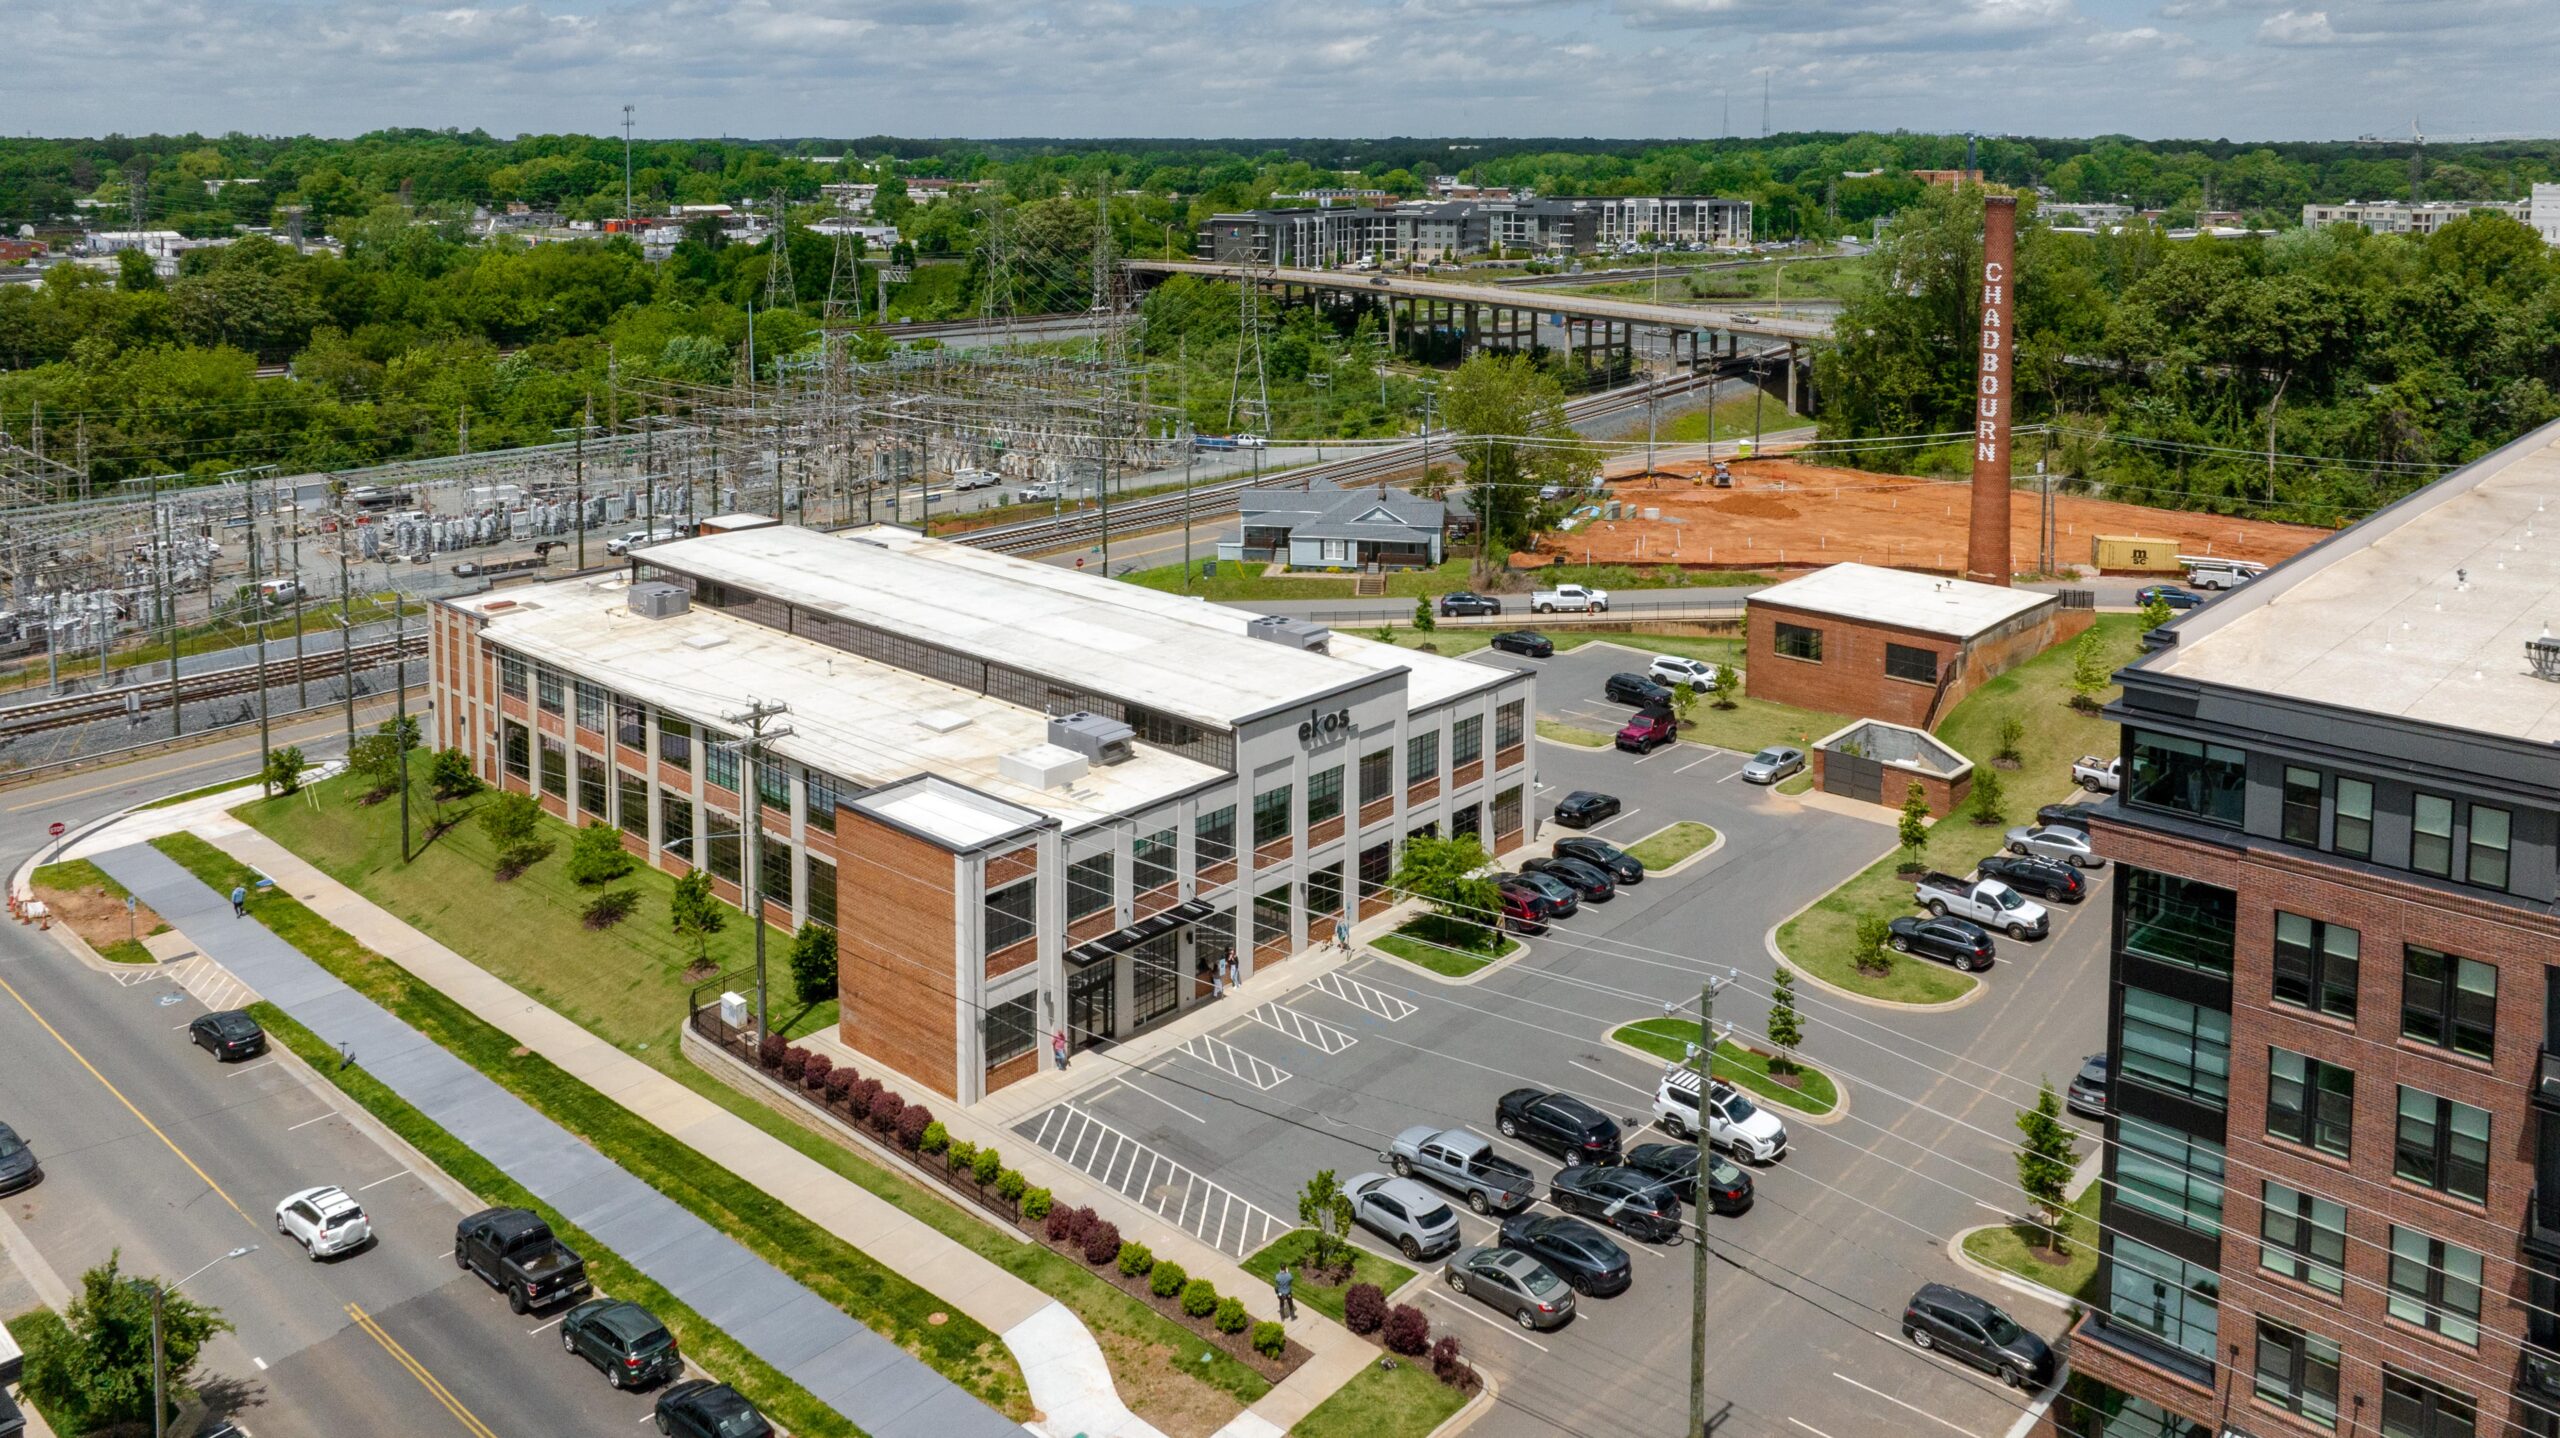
[1527,458,2327,574]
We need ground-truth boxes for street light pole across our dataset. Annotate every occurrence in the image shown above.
[1689,971,1734,1438]
[137,1244,255,1438]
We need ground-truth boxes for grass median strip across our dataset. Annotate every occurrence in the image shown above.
[1624,821,1716,871]
[1534,719,1611,748]
[1291,1357,1468,1438]
[150,830,1031,1421]
[1609,1019,1839,1117]
[1241,1230,1417,1325]
[1960,1183,2103,1306]
[245,1003,859,1438]
[1370,924,1518,979]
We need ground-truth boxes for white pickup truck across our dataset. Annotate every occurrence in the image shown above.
[1531,583,1611,615]
[2072,755,2122,792]
[1913,872,2049,941]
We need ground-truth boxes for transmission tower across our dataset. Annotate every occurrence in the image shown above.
[825,228,864,323]
[978,206,1019,346]
[1226,255,1271,434]
[763,193,796,312]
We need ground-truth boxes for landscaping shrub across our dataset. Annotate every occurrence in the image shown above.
[896,1105,931,1151]
[1214,1297,1248,1334]
[1150,1261,1188,1299]
[579,888,639,929]
[870,1092,905,1135]
[920,1120,950,1156]
[802,1053,833,1091]
[972,1147,1002,1186]
[995,1169,1026,1205]
[1382,1304,1430,1356]
[1081,1218,1121,1266]
[757,1033,786,1068]
[849,1077,881,1120]
[1019,1187,1053,1222]
[1343,1282,1387,1335]
[947,1139,978,1174]
[1181,1279,1219,1319]
[1252,1321,1286,1359]
[823,1068,856,1106]
[1430,1334,1465,1383]
[1116,1241,1154,1278]
[1046,1203,1084,1245]
[567,820,636,885]
[780,1046,808,1082]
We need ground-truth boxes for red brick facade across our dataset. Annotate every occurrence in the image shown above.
[1747,600,2092,730]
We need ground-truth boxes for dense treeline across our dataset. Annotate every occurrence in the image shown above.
[1816,187,2560,526]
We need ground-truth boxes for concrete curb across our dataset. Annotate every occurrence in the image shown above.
[1758,886,1989,1015]
[1618,820,1725,878]
[1944,1226,2084,1317]
[1363,933,1531,988]
[1600,1031,1851,1127]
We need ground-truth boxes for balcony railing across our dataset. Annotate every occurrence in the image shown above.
[2536,1045,2560,1111]
[2518,1348,2560,1437]
[2529,1186,2560,1262]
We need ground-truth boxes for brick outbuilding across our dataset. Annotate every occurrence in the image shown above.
[1744,563,2092,729]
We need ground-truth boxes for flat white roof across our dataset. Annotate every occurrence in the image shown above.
[1751,562,2052,641]
[2150,422,2560,743]
[855,777,1045,850]
[456,576,1221,830]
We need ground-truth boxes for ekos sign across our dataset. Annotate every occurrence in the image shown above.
[1298,708,1352,744]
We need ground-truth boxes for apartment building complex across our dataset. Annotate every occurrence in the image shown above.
[2068,419,2560,1438]
[2300,198,2532,237]
[429,524,1534,1106]
[1198,194,1753,267]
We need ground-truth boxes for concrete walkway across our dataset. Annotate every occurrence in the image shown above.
[137,819,1168,1438]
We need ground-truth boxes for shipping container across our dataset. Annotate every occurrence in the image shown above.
[2091,534,2184,574]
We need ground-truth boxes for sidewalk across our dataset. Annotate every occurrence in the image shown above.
[164,818,1164,1438]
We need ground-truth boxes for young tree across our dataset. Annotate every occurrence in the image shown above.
[1996,716,2025,766]
[346,730,401,799]
[1670,677,1700,730]
[1412,596,1436,632]
[789,921,839,1005]
[1897,780,1931,866]
[2138,596,2174,632]
[1967,765,2008,826]
[2069,630,2109,709]
[264,744,308,796]
[669,867,727,963]
[1387,833,1501,949]
[383,712,423,750]
[429,746,482,799]
[1854,914,1894,975]
[477,790,543,874]
[1296,1168,1357,1274]
[1766,964,1804,1076]
[1707,662,1740,710]
[2014,1082,2079,1254]
[21,1252,233,1431]
[566,820,635,885]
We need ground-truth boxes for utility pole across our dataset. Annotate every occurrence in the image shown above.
[251,475,272,793]
[339,508,355,754]
[622,104,636,224]
[158,476,179,739]
[1689,970,1736,1438]
[576,394,591,571]
[723,700,794,1040]
[396,595,411,861]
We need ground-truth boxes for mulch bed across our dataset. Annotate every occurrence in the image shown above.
[1052,1241,1311,1381]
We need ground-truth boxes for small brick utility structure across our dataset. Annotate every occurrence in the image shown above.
[1808,719,1974,818]
[1746,563,2093,731]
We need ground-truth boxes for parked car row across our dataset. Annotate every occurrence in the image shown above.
[1493,833,1642,932]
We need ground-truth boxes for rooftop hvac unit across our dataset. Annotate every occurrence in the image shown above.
[1000,743,1090,790]
[1247,615,1332,651]
[628,581,689,619]
[1049,711,1136,766]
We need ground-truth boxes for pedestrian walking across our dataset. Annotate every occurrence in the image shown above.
[1274,1265,1296,1320]
[230,885,247,918]
[1225,951,1241,992]
[1333,916,1350,954]
[1051,1028,1069,1071]
[1210,963,1225,999]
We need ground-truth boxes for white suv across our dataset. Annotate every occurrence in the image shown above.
[1648,656,1718,692]
[1653,1065,1788,1164]
[277,1185,373,1259]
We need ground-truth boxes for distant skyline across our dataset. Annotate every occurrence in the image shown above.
[16,0,2558,145]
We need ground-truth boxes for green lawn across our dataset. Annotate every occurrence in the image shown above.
[1241,1231,1417,1325]
[1371,924,1518,979]
[1773,616,2143,1004]
[1654,396,1809,447]
[247,1003,863,1438]
[1535,719,1611,748]
[1624,822,1717,871]
[231,771,1271,1424]
[1610,1021,1839,1117]
[151,831,1029,1420]
[137,774,262,810]
[31,858,130,902]
[1775,772,1814,796]
[3,1310,80,1434]
[1290,1357,1470,1438]
[1961,1183,2104,1307]
[1678,694,1851,761]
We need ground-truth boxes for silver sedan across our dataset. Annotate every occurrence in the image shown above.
[1443,1245,1577,1330]
[2003,825,2105,867]
[1740,746,1805,784]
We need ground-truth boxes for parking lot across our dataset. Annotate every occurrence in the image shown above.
[1015,641,2114,1438]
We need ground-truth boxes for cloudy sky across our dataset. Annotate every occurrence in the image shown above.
[15,0,2556,142]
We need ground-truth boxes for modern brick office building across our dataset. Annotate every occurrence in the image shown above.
[429,524,1534,1105]
[2068,420,2560,1438]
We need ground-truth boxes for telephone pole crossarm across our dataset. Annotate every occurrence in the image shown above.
[720,699,796,1041]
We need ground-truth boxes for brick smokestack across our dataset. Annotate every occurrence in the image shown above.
[1965,194,2018,587]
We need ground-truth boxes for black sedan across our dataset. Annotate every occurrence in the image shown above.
[1501,871,1580,918]
[1551,836,1643,885]
[1604,672,1674,708]
[1976,854,2087,904]
[656,1381,773,1438]
[1497,1215,1631,1297]
[2135,584,2203,611]
[1547,1165,1684,1244]
[1551,791,1621,829]
[1624,1142,1753,1215]
[0,1121,39,1195]
[2035,802,2094,832]
[1489,630,1554,658]
[189,1009,267,1062]
[1438,591,1503,618]
[1886,916,1997,972]
[1521,855,1614,902]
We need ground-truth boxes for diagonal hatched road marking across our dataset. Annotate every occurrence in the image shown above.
[1174,1033,1291,1090]
[1016,1102,1287,1257]
[1313,970,1419,1023]
[1250,1002,1357,1055]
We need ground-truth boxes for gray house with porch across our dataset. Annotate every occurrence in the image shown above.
[1225,489,1447,570]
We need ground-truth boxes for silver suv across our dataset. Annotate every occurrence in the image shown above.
[1346,1171,1462,1260]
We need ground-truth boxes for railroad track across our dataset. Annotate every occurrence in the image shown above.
[0,637,425,737]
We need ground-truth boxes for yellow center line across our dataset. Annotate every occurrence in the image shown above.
[0,968,256,1229]
[346,1302,502,1438]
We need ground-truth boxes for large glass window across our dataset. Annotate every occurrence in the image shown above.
[1308,863,1344,917]
[1406,730,1440,782]
[805,770,849,833]
[537,667,564,715]
[2127,731,2246,827]
[2120,868,2236,975]
[2259,1181,2347,1294]
[805,857,836,929]
[1253,784,1293,845]
[705,741,740,793]
[2253,1319,2341,1430]
[756,758,791,813]
[2272,913,2358,1020]
[1883,643,1938,685]
[1495,700,1524,753]
[1067,851,1116,921]
[2412,793,2454,877]
[575,681,607,732]
[759,834,792,910]
[985,879,1037,952]
[1358,841,1392,904]
[616,697,646,749]
[617,772,649,837]
[577,754,607,818]
[1252,883,1291,950]
[658,715,693,770]
[539,737,567,798]
[2282,766,2323,846]
[1492,785,1523,837]
[708,825,741,884]
[2394,1087,2489,1203]
[2381,1366,2477,1438]
[1774,622,1822,661]
[2402,946,2496,1061]
[983,992,1037,1068]
[2387,1227,2483,1346]
[1451,716,1483,767]
[2106,1236,2219,1362]
[1196,806,1236,867]
[1359,748,1394,805]
[663,794,692,859]
[500,653,527,700]
[2113,1116,2223,1233]
[1133,828,1177,894]
[2334,778,2373,858]
[2119,988,2229,1105]
[503,720,531,781]
[2268,1049,2354,1158]
[2467,804,2510,890]
[1308,767,1344,825]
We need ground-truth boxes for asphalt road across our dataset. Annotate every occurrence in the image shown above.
[1011,642,2111,1438]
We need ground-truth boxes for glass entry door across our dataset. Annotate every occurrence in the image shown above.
[1068,962,1117,1049]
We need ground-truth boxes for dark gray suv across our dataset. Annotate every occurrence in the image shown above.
[1902,1283,2054,1389]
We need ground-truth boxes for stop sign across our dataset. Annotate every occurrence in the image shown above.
[48,822,64,838]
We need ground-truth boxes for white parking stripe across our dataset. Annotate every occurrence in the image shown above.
[1174,1033,1291,1090]
[357,1169,410,1191]
[1789,1420,1842,1438]
[1426,1291,1553,1352]
[1250,1003,1357,1055]
[1114,1078,1206,1123]
[1021,1102,1285,1256]
[1674,753,1721,774]
[1833,1374,1982,1436]
[1312,971,1417,1022]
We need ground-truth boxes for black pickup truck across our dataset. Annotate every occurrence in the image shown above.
[456,1206,590,1314]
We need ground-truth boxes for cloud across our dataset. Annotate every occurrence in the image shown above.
[2255,7,2347,43]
